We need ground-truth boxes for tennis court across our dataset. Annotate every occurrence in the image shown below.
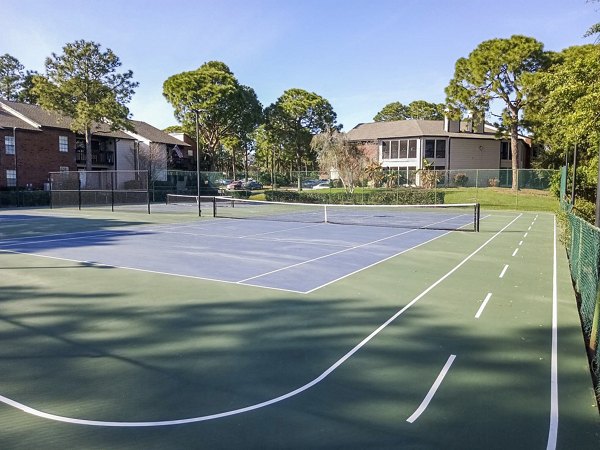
[0,206,598,449]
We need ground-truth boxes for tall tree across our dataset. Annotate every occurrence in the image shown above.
[373,100,444,121]
[17,70,40,104]
[32,40,138,170]
[265,88,338,189]
[0,54,25,101]
[445,35,548,189]
[162,61,256,171]
[373,102,409,121]
[524,44,600,207]
[222,85,263,180]
[311,129,367,193]
[406,100,445,120]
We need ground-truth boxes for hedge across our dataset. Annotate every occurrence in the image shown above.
[264,189,444,205]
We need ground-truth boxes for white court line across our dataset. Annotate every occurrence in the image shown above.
[239,223,323,238]
[0,213,523,427]
[546,216,559,450]
[0,248,308,295]
[406,355,456,423]
[238,228,417,283]
[519,240,523,246]
[0,230,122,248]
[241,213,481,285]
[524,232,528,238]
[475,293,493,319]
[512,248,519,257]
[499,264,509,278]
[528,226,532,231]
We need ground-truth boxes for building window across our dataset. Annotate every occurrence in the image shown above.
[408,140,417,158]
[381,139,418,160]
[435,140,446,158]
[501,142,512,160]
[390,140,399,159]
[5,136,15,155]
[399,140,408,158]
[425,139,447,159]
[59,166,69,172]
[381,141,390,159]
[59,136,69,152]
[425,140,435,158]
[6,169,16,187]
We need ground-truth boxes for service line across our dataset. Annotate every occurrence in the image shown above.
[512,248,519,257]
[499,264,509,278]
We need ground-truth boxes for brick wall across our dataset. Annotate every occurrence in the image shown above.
[0,128,77,189]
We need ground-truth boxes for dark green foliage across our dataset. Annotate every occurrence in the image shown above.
[373,100,445,121]
[0,190,50,207]
[265,189,444,205]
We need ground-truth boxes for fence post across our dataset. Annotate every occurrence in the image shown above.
[111,171,115,212]
[78,172,82,210]
[591,291,600,352]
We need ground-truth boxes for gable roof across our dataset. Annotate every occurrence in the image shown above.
[347,119,500,141]
[0,100,185,144]
[126,120,190,146]
[0,105,39,131]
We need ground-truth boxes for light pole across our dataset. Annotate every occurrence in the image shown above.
[193,109,202,217]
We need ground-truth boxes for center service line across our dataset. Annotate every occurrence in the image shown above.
[499,264,509,278]
[475,293,493,319]
[406,355,457,423]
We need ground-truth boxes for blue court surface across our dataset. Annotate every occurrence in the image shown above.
[0,218,453,293]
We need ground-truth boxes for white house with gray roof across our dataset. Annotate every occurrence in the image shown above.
[347,117,532,184]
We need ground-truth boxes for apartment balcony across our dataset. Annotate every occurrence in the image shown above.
[76,150,114,166]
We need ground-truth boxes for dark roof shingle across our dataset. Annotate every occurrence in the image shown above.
[347,119,499,141]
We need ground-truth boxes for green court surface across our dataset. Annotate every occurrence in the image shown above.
[0,208,598,449]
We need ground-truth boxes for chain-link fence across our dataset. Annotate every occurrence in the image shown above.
[50,170,150,212]
[559,162,600,391]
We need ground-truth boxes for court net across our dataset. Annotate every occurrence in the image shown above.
[197,197,480,231]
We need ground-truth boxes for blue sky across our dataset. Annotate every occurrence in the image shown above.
[0,0,596,131]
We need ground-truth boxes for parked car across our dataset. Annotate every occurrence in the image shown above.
[301,179,319,188]
[312,181,331,189]
[226,180,243,190]
[243,180,263,190]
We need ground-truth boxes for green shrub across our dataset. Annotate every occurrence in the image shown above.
[454,173,469,187]
[264,189,444,205]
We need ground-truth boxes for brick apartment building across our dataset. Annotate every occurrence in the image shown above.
[0,100,191,190]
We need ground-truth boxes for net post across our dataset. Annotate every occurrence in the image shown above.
[475,203,480,232]
[212,196,216,217]
[324,204,328,223]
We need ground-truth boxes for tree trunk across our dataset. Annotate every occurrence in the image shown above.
[244,145,249,182]
[85,128,92,171]
[510,121,519,191]
[231,147,236,181]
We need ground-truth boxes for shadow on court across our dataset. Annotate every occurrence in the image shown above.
[0,281,597,449]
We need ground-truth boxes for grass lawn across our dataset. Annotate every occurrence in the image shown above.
[251,186,558,212]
